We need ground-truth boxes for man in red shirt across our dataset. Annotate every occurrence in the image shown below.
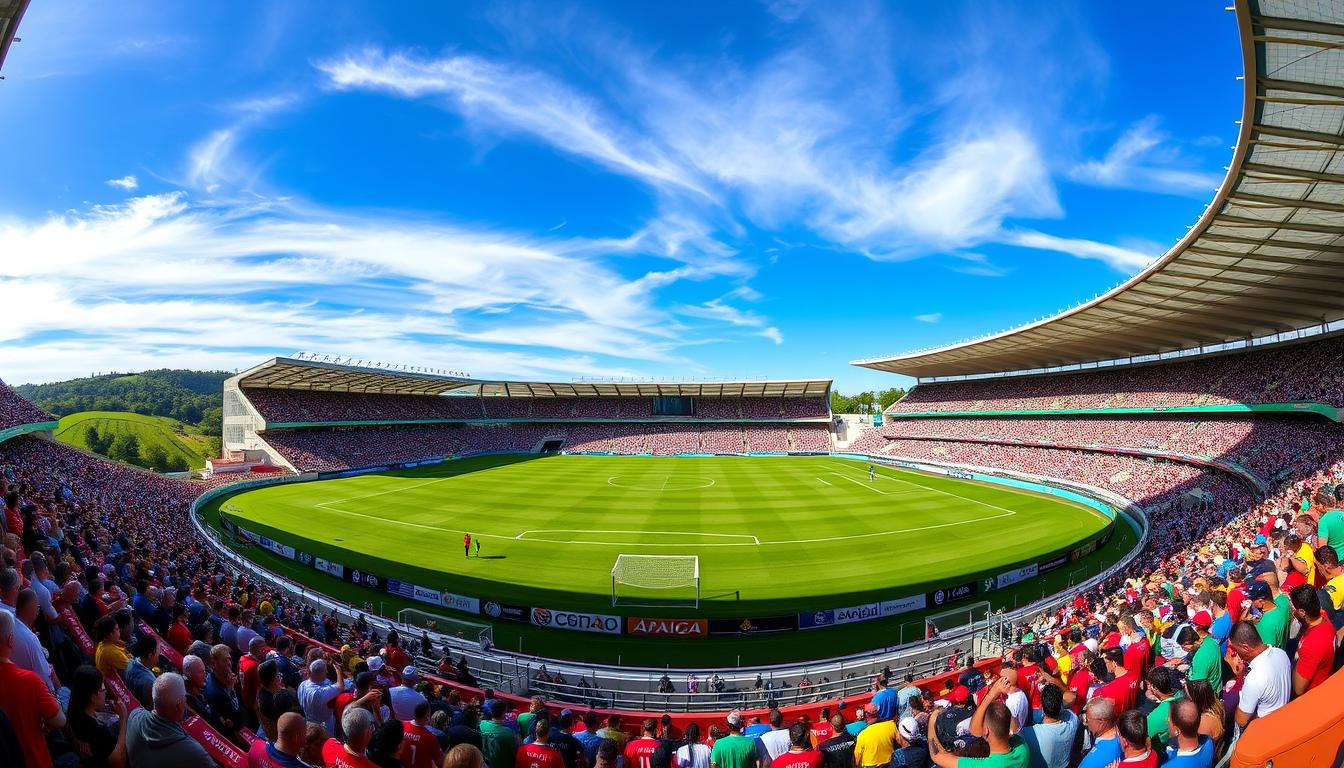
[771,723,822,768]
[624,719,661,768]
[808,710,833,745]
[324,707,380,768]
[464,533,472,558]
[1226,567,1247,623]
[1119,617,1151,679]
[1290,585,1335,695]
[518,717,566,768]
[403,701,445,768]
[240,636,268,721]
[0,610,65,768]
[1090,648,1138,712]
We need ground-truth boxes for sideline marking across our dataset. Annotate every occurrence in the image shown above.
[816,477,832,486]
[831,461,1023,517]
[828,472,893,494]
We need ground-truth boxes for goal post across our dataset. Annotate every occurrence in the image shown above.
[611,554,700,608]
[397,607,494,646]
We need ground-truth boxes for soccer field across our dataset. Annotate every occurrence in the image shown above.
[209,455,1127,664]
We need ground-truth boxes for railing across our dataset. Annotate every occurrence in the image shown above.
[189,452,1150,712]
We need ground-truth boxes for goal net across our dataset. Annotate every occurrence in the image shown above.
[397,607,494,646]
[611,555,700,608]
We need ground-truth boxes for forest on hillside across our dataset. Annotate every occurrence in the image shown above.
[17,369,227,435]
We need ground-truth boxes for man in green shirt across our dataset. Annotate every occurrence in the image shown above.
[1180,618,1224,693]
[1247,580,1289,649]
[1142,666,1181,751]
[480,700,519,768]
[710,711,758,768]
[929,677,1028,768]
[1318,506,1344,560]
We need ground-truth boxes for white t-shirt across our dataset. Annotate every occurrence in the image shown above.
[0,602,52,690]
[298,678,340,732]
[759,728,793,761]
[1004,689,1030,732]
[1238,646,1291,719]
[676,743,711,768]
[390,684,428,721]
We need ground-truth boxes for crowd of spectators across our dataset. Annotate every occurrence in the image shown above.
[263,424,833,472]
[0,379,56,432]
[890,336,1344,413]
[247,389,830,426]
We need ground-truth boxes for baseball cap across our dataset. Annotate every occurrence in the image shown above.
[863,702,880,717]
[1254,534,1267,546]
[898,717,920,741]
[402,665,420,679]
[367,656,384,671]
[1191,610,1212,629]
[726,711,743,728]
[1246,581,1272,601]
[948,686,970,705]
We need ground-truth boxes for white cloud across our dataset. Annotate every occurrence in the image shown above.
[0,192,770,382]
[759,327,784,344]
[1069,116,1222,197]
[914,313,942,324]
[1003,229,1158,273]
[105,175,139,191]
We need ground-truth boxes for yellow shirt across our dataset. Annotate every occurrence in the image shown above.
[1295,543,1317,586]
[855,720,897,766]
[259,600,274,617]
[96,640,130,677]
[1325,573,1344,610]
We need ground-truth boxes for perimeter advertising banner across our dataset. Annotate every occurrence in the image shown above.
[927,580,978,608]
[708,615,798,635]
[346,568,384,591]
[386,578,443,607]
[995,563,1039,590]
[627,617,708,637]
[313,557,344,579]
[531,607,622,635]
[481,600,529,623]
[442,592,480,614]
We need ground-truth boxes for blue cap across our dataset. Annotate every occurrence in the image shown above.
[1246,581,1272,601]
[1254,534,1267,546]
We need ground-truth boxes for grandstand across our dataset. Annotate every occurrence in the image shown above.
[1,1,1344,767]
[221,356,834,473]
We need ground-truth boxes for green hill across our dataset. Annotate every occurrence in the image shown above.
[17,369,227,436]
[55,411,216,471]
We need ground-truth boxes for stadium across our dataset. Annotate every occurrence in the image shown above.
[0,1,1342,768]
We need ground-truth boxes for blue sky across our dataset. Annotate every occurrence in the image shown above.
[0,1,1241,391]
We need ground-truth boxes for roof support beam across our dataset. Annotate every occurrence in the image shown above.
[1242,161,1344,184]
[1136,280,1344,313]
[1162,264,1344,292]
[1103,296,1307,331]
[1259,77,1344,100]
[1227,190,1344,213]
[1200,232,1344,255]
[1217,213,1344,235]
[1252,15,1344,38]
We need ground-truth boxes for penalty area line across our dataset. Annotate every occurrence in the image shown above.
[816,477,832,486]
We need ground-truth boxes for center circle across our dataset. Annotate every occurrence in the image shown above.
[606,474,716,491]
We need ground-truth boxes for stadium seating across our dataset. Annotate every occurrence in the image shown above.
[890,335,1344,412]
[0,378,56,430]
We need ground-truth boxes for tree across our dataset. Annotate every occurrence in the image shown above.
[83,424,111,456]
[166,454,190,473]
[109,433,142,465]
[198,406,223,437]
[877,387,907,410]
[143,444,170,472]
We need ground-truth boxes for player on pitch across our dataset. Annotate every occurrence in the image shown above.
[463,532,471,557]
[868,464,875,482]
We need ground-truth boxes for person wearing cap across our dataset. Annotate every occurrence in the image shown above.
[1246,580,1289,650]
[853,702,896,768]
[710,711,758,768]
[1179,613,1223,693]
[888,716,926,768]
[928,676,1027,768]
[390,665,428,721]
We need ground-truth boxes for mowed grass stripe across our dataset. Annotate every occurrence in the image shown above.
[218,455,1110,618]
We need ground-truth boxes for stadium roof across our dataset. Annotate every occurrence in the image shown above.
[854,0,1344,379]
[236,357,831,398]
[0,0,27,72]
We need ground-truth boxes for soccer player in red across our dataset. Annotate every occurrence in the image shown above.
[624,719,661,768]
[403,701,444,768]
[771,723,822,768]
[518,717,566,768]
[463,533,471,558]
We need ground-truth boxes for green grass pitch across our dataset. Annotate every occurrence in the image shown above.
[209,455,1128,666]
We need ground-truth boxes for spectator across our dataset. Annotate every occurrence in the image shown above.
[446,706,485,752]
[710,711,758,768]
[68,665,129,768]
[853,702,896,768]
[299,658,345,735]
[1114,710,1155,768]
[1090,648,1138,712]
[890,716,927,768]
[1181,680,1224,758]
[481,700,520,768]
[325,706,379,768]
[445,743,485,768]
[403,700,444,768]
[518,697,546,740]
[249,710,309,768]
[1180,616,1223,694]
[1228,621,1292,730]
[626,718,662,768]
[368,717,407,768]
[206,642,246,742]
[1141,666,1179,751]
[1076,698,1121,768]
[93,613,130,678]
[929,678,1028,768]
[519,716,564,768]
[390,666,428,722]
[596,738,621,768]
[770,722,821,768]
[182,654,221,731]
[126,632,161,709]
[677,722,713,768]
[757,709,792,763]
[814,714,856,768]
[1019,683,1078,768]
[576,712,605,765]
[125,672,213,768]
[240,635,269,721]
[1163,699,1214,768]
[1288,585,1335,695]
[0,609,64,768]
[1246,580,1289,650]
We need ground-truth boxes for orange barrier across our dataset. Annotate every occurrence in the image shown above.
[1229,667,1344,768]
